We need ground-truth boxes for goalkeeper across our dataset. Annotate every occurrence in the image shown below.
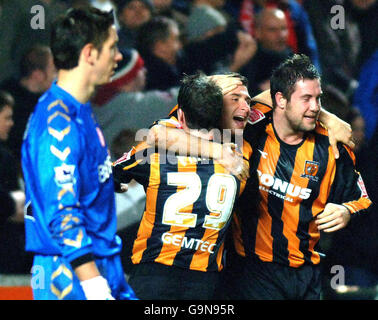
[21,7,137,300]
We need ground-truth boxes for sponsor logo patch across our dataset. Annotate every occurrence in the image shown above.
[54,164,76,189]
[98,155,112,183]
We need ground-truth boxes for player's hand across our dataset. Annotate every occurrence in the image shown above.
[251,89,272,106]
[80,276,115,300]
[119,183,128,193]
[208,74,243,96]
[229,31,257,72]
[217,143,250,181]
[319,111,355,159]
[315,203,351,232]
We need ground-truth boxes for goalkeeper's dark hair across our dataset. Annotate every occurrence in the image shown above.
[270,54,320,109]
[178,72,223,131]
[51,7,115,70]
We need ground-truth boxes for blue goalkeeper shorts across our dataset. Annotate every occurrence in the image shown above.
[31,254,138,300]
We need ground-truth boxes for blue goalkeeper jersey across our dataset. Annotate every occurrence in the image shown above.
[21,82,121,264]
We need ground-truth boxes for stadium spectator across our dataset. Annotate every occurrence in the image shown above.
[238,0,320,69]
[0,90,31,274]
[136,16,184,90]
[186,3,228,42]
[0,0,66,83]
[0,45,56,165]
[115,0,154,50]
[183,3,257,75]
[345,0,378,69]
[353,49,378,142]
[152,0,189,40]
[239,7,293,96]
[303,0,360,99]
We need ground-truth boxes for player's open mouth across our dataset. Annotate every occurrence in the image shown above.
[233,115,247,123]
[233,116,247,128]
[233,116,246,122]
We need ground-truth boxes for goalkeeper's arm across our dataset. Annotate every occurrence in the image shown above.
[75,261,114,300]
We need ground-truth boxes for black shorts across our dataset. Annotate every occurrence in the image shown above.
[128,262,220,300]
[216,247,247,300]
[239,256,321,300]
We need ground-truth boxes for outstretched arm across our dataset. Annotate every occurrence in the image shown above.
[318,108,355,159]
[146,125,249,181]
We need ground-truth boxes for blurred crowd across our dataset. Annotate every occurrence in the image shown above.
[0,0,377,299]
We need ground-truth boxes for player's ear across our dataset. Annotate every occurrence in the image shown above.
[177,108,187,127]
[80,43,98,66]
[275,92,286,109]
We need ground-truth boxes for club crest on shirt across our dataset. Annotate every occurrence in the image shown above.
[248,108,265,124]
[301,160,320,182]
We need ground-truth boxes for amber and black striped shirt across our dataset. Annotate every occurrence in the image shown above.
[233,103,372,268]
[113,116,252,272]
